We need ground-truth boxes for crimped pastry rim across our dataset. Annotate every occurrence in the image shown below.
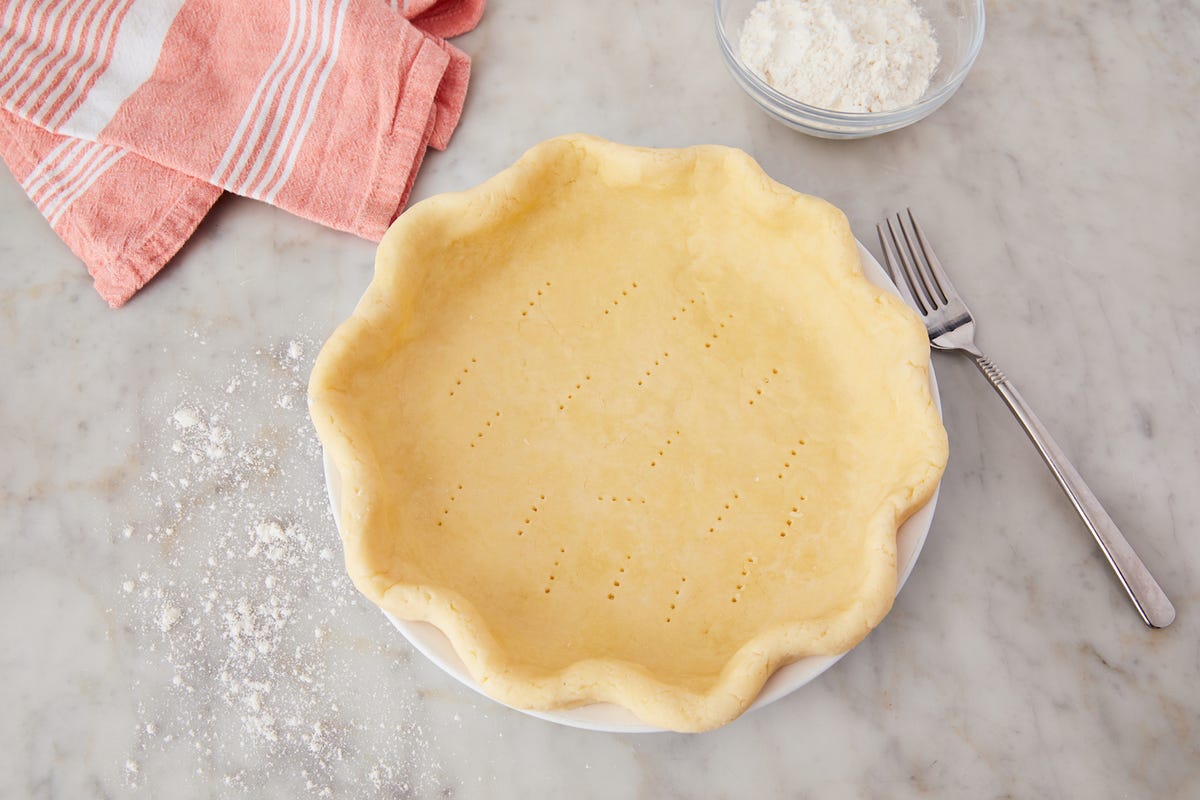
[308,135,949,732]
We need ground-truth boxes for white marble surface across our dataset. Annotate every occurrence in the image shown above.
[2,1,1198,797]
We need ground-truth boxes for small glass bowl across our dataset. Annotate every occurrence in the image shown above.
[714,0,985,139]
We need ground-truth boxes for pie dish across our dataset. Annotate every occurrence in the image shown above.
[308,134,948,732]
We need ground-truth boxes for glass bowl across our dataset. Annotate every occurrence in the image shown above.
[714,0,985,139]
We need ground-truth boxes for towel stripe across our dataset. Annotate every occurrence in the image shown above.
[24,0,116,125]
[0,1,23,40]
[0,0,68,100]
[212,0,346,200]
[19,136,125,225]
[228,0,322,194]
[0,0,127,126]
[20,135,82,199]
[60,0,187,137]
[6,0,97,117]
[46,146,124,225]
[253,0,348,201]
[0,0,59,91]
[44,0,133,129]
[26,139,101,211]
[241,0,333,197]
[0,0,41,69]
[7,0,93,116]
[211,0,308,187]
[260,0,347,202]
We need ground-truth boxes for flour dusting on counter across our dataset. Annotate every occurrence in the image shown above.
[115,332,453,796]
[739,0,938,112]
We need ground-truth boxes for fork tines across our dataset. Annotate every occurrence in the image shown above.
[876,210,954,315]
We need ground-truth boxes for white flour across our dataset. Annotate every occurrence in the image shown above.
[739,0,939,113]
[116,332,453,796]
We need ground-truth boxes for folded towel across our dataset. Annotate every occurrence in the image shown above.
[0,0,484,307]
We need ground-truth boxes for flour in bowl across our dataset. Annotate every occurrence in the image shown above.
[739,0,939,113]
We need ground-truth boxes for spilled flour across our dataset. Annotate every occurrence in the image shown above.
[116,331,454,796]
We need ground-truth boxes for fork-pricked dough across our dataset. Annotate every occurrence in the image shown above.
[308,135,947,732]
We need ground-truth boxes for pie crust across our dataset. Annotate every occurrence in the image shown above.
[309,135,948,732]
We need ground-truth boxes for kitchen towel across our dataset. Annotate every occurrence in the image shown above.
[0,0,485,307]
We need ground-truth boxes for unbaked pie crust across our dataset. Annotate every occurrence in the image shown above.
[309,135,948,732]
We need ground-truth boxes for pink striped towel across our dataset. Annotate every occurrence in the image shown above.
[0,0,485,307]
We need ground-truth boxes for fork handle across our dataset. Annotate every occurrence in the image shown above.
[973,354,1175,628]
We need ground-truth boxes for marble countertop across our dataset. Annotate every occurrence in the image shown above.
[2,1,1197,797]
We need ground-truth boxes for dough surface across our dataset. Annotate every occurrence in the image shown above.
[309,135,948,732]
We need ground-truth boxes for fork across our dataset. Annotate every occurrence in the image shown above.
[877,210,1175,629]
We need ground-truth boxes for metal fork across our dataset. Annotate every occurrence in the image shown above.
[877,210,1175,629]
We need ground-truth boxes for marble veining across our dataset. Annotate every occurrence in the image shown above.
[1,0,1198,797]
